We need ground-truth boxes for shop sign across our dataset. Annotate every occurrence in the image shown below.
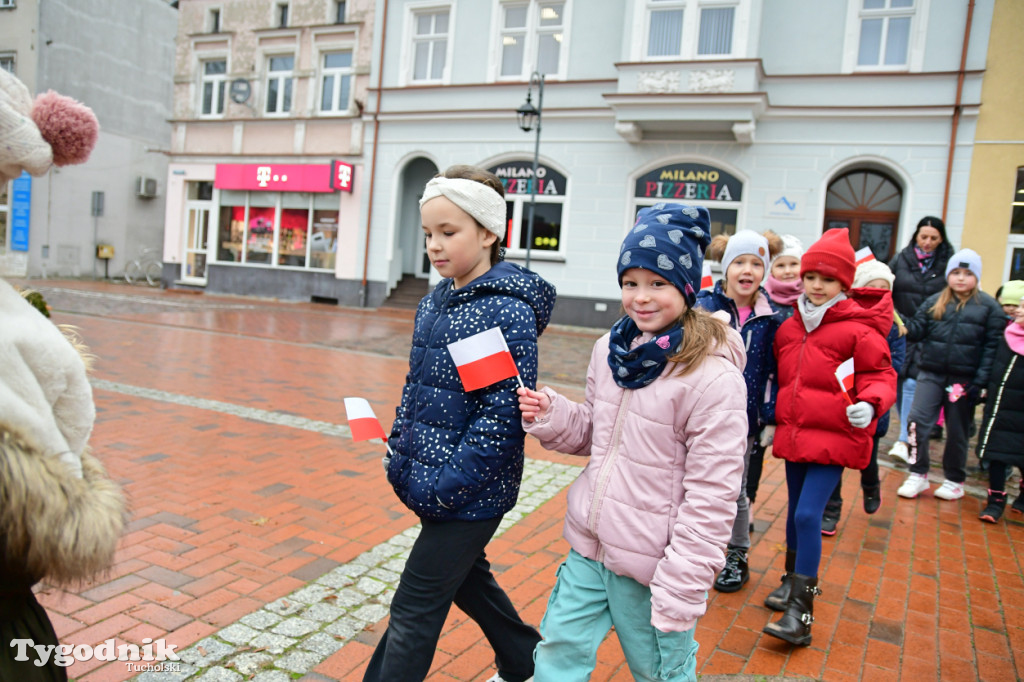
[11,172,31,252]
[215,162,354,193]
[634,163,742,202]
[489,161,566,197]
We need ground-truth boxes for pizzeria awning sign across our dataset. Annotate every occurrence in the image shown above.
[215,161,355,193]
[489,161,567,197]
[635,163,743,202]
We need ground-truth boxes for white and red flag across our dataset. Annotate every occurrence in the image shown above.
[854,246,875,266]
[343,397,390,451]
[447,327,523,391]
[701,261,714,290]
[835,357,855,405]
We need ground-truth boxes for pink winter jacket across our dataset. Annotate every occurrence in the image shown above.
[525,323,748,632]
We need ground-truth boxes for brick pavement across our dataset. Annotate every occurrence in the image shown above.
[11,278,1024,682]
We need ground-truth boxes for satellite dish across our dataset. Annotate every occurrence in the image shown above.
[229,78,251,104]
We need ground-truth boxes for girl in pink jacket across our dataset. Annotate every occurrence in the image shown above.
[518,203,748,682]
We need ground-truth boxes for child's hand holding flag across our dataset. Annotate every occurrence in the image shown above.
[835,357,874,428]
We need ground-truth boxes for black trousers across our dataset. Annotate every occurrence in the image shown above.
[363,516,541,682]
[828,435,882,507]
[908,372,975,483]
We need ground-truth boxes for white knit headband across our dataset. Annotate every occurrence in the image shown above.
[419,176,507,240]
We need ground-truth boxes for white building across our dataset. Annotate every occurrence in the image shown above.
[357,0,992,326]
[0,0,177,279]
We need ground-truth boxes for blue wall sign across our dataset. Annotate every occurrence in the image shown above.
[11,171,32,252]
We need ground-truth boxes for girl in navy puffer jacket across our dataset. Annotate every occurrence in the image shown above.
[696,229,782,595]
[365,166,555,682]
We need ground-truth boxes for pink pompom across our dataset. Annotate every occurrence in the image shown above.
[31,90,99,166]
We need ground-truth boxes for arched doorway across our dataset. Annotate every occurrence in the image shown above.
[385,157,438,308]
[823,169,902,262]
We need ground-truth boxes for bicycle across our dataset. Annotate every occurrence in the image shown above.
[124,247,163,287]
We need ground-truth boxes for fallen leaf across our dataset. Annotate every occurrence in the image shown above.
[249,516,270,526]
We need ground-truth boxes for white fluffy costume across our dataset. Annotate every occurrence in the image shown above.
[1,67,123,682]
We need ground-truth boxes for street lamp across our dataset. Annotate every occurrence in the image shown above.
[516,71,544,270]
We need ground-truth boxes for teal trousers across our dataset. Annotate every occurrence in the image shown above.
[534,549,698,682]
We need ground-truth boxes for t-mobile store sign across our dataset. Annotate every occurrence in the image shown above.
[215,161,354,193]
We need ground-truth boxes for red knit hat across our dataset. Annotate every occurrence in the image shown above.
[800,228,855,289]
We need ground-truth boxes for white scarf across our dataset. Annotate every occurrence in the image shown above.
[798,291,848,333]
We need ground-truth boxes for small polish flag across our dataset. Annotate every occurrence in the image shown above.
[854,247,875,266]
[344,397,388,443]
[701,261,714,290]
[835,357,855,405]
[447,327,522,391]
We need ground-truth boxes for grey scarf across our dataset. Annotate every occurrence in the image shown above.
[798,291,847,333]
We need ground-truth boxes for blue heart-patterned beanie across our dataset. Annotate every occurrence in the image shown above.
[618,202,712,307]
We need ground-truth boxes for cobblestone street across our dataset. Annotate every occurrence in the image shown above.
[13,278,1024,682]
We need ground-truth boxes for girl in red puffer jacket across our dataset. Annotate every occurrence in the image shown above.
[762,228,897,647]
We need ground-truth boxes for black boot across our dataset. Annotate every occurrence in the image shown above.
[821,499,842,536]
[762,573,820,646]
[714,545,749,593]
[979,490,1007,523]
[862,485,881,515]
[764,548,796,611]
[1013,483,1024,515]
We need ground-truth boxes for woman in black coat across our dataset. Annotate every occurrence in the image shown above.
[977,302,1024,522]
[886,216,955,463]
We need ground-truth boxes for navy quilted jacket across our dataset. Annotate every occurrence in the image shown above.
[875,321,906,437]
[387,261,556,521]
[696,282,780,435]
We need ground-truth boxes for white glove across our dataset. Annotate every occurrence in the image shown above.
[759,425,775,447]
[846,401,874,429]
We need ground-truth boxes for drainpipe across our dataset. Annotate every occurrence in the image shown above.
[941,0,974,223]
[360,0,389,307]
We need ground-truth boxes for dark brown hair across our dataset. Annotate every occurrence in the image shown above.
[437,165,506,265]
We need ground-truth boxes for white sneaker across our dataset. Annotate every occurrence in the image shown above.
[897,473,930,498]
[934,480,965,500]
[888,441,910,463]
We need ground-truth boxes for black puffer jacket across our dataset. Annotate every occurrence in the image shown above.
[977,333,1024,467]
[905,290,1005,387]
[889,243,954,319]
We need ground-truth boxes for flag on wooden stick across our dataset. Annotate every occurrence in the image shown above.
[835,357,855,406]
[343,397,392,453]
[447,327,522,391]
[854,246,875,266]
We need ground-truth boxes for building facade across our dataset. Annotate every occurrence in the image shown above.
[358,0,993,326]
[162,0,372,301]
[0,0,177,279]
[961,0,1023,292]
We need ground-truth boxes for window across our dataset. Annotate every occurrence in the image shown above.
[856,0,914,67]
[265,55,294,115]
[1008,168,1024,281]
[489,161,567,258]
[411,8,449,82]
[644,1,737,59]
[335,1,346,23]
[319,51,353,114]
[208,8,221,33]
[499,1,565,78]
[200,59,227,117]
[0,54,14,73]
[633,163,743,249]
[216,191,339,270]
[0,0,15,8]
[0,182,8,251]
[276,2,289,28]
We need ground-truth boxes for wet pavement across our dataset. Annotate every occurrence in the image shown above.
[7,277,1023,682]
